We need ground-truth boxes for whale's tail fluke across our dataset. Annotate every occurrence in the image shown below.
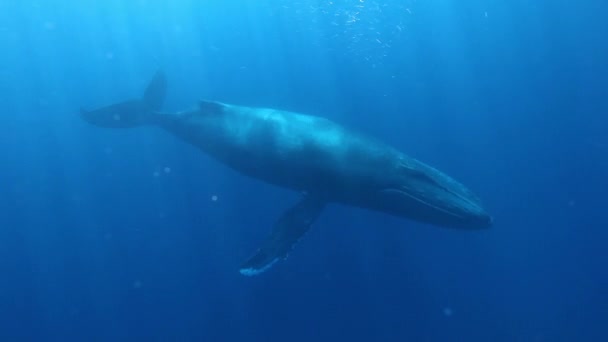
[80,70,167,128]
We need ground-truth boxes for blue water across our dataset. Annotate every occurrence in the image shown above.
[1,0,607,341]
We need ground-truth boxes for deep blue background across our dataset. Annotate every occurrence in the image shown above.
[1,0,607,341]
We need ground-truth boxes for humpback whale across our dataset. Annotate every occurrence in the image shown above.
[81,71,492,276]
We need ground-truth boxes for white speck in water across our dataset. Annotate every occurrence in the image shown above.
[484,11,488,18]
[153,171,160,177]
[211,195,218,202]
[443,307,453,317]
[163,167,171,174]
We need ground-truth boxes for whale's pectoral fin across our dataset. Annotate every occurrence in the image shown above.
[239,195,325,276]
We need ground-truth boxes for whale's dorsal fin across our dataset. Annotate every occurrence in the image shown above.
[198,100,225,114]
[239,195,325,276]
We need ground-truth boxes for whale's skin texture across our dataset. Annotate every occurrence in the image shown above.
[157,101,492,230]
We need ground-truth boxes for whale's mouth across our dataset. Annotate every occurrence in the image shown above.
[381,185,491,229]
[382,188,466,220]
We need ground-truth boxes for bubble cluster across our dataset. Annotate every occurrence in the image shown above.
[283,0,416,67]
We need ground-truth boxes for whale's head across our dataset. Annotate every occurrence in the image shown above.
[375,160,493,230]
